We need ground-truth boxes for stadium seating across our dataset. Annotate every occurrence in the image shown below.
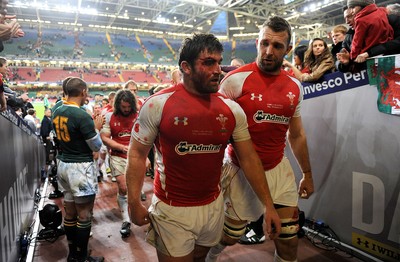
[234,39,257,63]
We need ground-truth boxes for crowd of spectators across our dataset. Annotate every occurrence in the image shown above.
[337,1,400,73]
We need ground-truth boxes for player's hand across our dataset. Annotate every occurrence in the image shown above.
[298,172,314,199]
[94,115,103,130]
[128,202,150,226]
[264,206,281,240]
[120,145,129,153]
[145,157,151,172]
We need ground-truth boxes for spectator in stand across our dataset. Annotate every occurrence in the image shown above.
[284,38,335,82]
[284,45,309,77]
[337,0,393,72]
[0,57,33,115]
[0,56,15,97]
[337,6,356,72]
[342,6,355,53]
[338,3,400,70]
[352,4,400,63]
[331,25,348,63]
[349,0,393,59]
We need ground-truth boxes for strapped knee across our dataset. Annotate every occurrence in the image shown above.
[223,220,247,240]
[278,217,299,240]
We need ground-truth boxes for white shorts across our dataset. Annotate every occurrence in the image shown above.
[57,161,99,202]
[223,157,298,222]
[109,155,127,177]
[146,193,224,257]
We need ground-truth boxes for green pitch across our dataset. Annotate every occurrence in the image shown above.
[32,102,45,121]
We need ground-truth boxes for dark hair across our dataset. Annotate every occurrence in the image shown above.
[27,108,36,115]
[343,6,349,12]
[0,57,6,67]
[62,76,73,96]
[64,77,87,97]
[304,38,332,69]
[113,89,137,116]
[294,45,308,67]
[178,33,223,71]
[261,16,292,46]
[148,86,156,96]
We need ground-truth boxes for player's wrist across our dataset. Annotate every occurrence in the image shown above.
[302,170,312,178]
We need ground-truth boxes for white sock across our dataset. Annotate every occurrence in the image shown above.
[117,194,130,222]
[206,242,226,262]
[274,250,297,262]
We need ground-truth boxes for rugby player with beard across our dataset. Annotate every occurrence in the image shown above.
[100,89,138,238]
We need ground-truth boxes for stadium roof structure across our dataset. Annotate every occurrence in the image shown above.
[8,0,398,41]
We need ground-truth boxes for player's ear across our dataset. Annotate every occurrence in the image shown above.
[180,61,191,75]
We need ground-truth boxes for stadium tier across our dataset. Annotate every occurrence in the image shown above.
[3,27,257,64]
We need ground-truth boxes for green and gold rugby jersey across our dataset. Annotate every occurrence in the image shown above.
[53,101,97,163]
[51,99,64,120]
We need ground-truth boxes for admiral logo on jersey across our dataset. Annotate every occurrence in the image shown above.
[118,131,131,138]
[253,110,290,124]
[175,141,222,155]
